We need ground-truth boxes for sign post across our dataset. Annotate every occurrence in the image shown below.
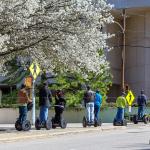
[126,90,135,120]
[29,62,41,125]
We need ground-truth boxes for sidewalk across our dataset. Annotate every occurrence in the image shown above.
[0,123,126,143]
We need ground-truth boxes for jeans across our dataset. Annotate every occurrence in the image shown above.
[86,102,94,123]
[19,106,27,124]
[39,106,48,123]
[94,104,100,121]
[138,106,145,119]
[116,107,124,122]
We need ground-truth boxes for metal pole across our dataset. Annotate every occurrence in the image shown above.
[32,79,35,125]
[122,9,126,92]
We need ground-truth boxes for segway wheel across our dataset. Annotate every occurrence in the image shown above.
[22,120,31,131]
[82,116,87,128]
[98,119,102,126]
[51,117,56,129]
[35,118,41,130]
[143,115,149,124]
[45,119,52,130]
[94,118,98,127]
[60,119,67,129]
[113,118,117,126]
[122,119,127,126]
[133,115,138,124]
[15,120,22,131]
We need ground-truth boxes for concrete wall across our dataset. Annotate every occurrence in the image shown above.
[125,9,150,97]
[106,18,122,98]
[0,108,117,124]
[108,0,150,9]
[108,8,150,98]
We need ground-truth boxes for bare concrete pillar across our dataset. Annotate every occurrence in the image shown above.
[0,90,2,105]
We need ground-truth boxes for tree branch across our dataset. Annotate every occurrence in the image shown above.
[0,36,49,57]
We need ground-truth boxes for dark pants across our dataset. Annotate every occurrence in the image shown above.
[55,106,64,123]
[94,104,100,120]
[116,107,124,122]
[19,106,27,124]
[138,106,145,119]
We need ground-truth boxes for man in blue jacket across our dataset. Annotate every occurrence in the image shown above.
[94,90,102,121]
[137,90,147,119]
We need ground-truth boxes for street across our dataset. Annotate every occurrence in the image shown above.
[0,124,149,150]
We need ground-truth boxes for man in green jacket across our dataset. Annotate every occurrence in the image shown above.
[115,92,127,122]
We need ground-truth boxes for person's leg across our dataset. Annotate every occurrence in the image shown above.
[121,108,124,120]
[138,106,141,119]
[138,106,143,119]
[39,106,45,123]
[55,107,59,122]
[94,105,100,121]
[90,102,94,123]
[116,108,122,121]
[18,106,23,123]
[141,106,144,118]
[44,106,48,121]
[22,106,27,123]
[58,107,63,121]
[86,103,90,122]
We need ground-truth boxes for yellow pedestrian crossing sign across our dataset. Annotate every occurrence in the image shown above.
[29,62,41,80]
[126,90,135,106]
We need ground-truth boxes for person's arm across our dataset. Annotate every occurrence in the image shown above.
[124,97,127,107]
[99,95,102,105]
[48,90,52,102]
[144,95,147,105]
[25,91,32,103]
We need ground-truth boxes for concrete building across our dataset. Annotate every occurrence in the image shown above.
[107,0,150,100]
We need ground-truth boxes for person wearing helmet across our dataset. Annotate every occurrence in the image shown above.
[94,90,102,121]
[39,82,52,124]
[115,92,127,122]
[137,90,147,119]
[54,90,66,123]
[18,84,32,124]
[83,85,95,123]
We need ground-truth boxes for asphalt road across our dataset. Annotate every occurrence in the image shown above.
[0,124,150,150]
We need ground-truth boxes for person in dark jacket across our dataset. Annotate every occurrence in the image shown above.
[39,82,52,123]
[54,90,66,123]
[137,90,147,119]
[83,85,95,123]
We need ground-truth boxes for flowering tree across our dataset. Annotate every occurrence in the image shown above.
[0,0,113,77]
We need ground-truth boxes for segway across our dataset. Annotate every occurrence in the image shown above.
[35,117,52,130]
[15,119,31,131]
[51,105,67,129]
[15,102,33,131]
[132,114,149,124]
[113,118,127,126]
[82,116,102,127]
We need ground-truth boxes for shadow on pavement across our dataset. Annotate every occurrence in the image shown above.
[114,143,150,149]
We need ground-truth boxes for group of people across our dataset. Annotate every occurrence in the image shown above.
[17,81,148,126]
[18,82,66,125]
[83,86,102,123]
[115,90,147,122]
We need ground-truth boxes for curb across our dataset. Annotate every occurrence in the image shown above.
[0,125,126,143]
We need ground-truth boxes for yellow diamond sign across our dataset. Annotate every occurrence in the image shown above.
[126,90,135,106]
[29,62,41,80]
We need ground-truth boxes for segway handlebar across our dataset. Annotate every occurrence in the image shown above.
[52,105,65,108]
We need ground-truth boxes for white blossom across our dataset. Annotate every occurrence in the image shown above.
[0,0,113,76]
